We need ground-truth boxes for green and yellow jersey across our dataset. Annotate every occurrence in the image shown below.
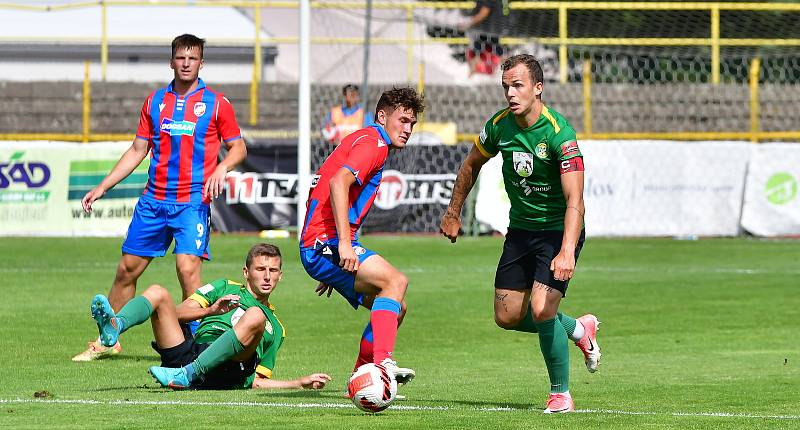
[189,279,285,388]
[476,105,583,231]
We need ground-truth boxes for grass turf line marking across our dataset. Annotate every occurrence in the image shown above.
[2,398,799,420]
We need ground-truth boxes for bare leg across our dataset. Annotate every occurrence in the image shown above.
[107,253,152,311]
[141,284,185,350]
[175,254,203,300]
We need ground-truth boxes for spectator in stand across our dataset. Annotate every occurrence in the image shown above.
[321,84,371,145]
[459,0,512,76]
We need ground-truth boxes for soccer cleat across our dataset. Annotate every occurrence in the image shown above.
[91,294,121,347]
[71,340,122,362]
[543,392,575,414]
[149,366,192,390]
[379,358,415,385]
[575,314,602,373]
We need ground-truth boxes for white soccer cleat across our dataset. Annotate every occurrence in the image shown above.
[379,358,415,385]
[71,340,122,362]
[543,392,575,414]
[575,314,601,373]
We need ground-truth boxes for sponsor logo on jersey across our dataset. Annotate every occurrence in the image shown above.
[479,129,487,145]
[513,152,534,177]
[193,102,206,117]
[160,118,196,136]
[375,170,456,210]
[310,174,321,188]
[535,142,549,159]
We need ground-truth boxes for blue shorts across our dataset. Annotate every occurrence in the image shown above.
[299,239,377,309]
[122,196,211,260]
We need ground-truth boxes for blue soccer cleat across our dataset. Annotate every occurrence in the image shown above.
[149,366,192,390]
[91,294,120,347]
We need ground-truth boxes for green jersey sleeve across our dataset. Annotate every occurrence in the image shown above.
[551,123,581,161]
[188,279,228,308]
[255,335,284,379]
[476,109,511,158]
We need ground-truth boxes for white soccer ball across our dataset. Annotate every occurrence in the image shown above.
[347,363,397,413]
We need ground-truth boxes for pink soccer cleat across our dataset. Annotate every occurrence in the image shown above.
[543,392,575,414]
[575,314,601,373]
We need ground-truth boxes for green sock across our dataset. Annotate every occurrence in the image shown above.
[559,312,577,339]
[192,328,245,379]
[511,308,576,336]
[510,305,539,333]
[116,296,153,334]
[533,317,570,393]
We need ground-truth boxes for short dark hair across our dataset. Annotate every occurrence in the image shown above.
[342,84,359,94]
[171,34,205,59]
[501,54,544,86]
[373,87,425,120]
[245,243,282,268]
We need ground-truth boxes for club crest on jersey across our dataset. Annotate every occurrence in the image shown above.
[513,152,534,177]
[193,102,206,117]
[535,142,549,160]
[160,118,195,136]
[265,320,273,335]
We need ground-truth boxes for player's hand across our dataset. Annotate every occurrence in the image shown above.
[300,373,332,390]
[315,282,334,297]
[550,250,576,282]
[439,212,462,243]
[208,294,241,315]
[203,164,228,200]
[338,242,359,273]
[81,186,106,213]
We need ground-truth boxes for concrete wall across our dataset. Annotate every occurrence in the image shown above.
[2,81,799,137]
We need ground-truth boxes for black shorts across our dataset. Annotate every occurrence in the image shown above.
[152,333,257,390]
[494,228,586,296]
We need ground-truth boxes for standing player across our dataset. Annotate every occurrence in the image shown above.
[73,34,247,361]
[90,243,331,390]
[299,87,424,385]
[439,54,601,413]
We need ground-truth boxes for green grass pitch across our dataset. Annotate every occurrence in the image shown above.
[1,235,798,429]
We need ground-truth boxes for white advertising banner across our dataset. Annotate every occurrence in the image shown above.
[0,141,140,236]
[476,140,751,237]
[740,143,800,236]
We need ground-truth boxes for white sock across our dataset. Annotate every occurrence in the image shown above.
[570,320,585,342]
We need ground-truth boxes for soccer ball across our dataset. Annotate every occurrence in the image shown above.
[347,363,397,413]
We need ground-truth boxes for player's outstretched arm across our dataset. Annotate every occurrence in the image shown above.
[175,294,240,323]
[252,373,332,389]
[440,145,490,243]
[204,137,247,200]
[81,137,149,213]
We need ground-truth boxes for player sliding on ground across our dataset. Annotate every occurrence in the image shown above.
[440,54,601,413]
[299,87,424,390]
[90,243,331,390]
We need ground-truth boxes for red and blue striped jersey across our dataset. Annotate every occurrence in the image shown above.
[300,125,391,248]
[136,78,241,204]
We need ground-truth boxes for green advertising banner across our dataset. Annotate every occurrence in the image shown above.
[0,141,147,236]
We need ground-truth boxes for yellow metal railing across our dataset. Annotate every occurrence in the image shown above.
[2,1,800,143]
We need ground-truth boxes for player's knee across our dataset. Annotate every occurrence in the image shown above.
[142,284,170,305]
[385,273,408,296]
[240,308,266,334]
[494,312,521,330]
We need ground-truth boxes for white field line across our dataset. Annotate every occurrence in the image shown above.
[1,398,799,420]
